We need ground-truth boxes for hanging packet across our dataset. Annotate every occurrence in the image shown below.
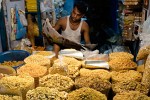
[18,9,28,26]
[15,6,26,40]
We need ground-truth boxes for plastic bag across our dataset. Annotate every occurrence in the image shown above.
[141,54,150,88]
[15,7,26,40]
[49,55,68,76]
[33,23,39,37]
[112,45,131,53]
[136,33,150,61]
[19,10,28,26]
[142,16,150,34]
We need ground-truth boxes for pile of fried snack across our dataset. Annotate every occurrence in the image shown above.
[0,50,150,100]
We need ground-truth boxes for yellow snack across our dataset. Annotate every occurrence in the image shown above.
[111,70,142,83]
[24,55,50,67]
[80,68,111,80]
[17,63,47,77]
[109,59,137,71]
[109,52,134,61]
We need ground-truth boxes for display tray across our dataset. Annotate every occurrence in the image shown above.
[0,50,30,69]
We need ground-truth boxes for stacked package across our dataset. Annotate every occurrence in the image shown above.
[26,0,37,12]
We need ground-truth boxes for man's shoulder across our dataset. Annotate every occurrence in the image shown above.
[59,16,68,21]
[82,20,89,27]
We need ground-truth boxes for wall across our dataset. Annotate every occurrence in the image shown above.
[4,0,25,49]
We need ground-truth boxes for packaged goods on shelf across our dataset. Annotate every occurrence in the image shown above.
[26,0,37,12]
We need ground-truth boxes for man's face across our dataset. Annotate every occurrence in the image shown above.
[70,7,84,22]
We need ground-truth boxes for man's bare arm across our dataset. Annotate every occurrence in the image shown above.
[53,18,63,57]
[83,21,91,44]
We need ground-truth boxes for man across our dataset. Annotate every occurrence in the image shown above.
[53,1,91,56]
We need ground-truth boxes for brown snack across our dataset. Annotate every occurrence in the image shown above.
[136,45,150,61]
[141,54,150,89]
[112,80,149,95]
[33,46,45,51]
[75,75,111,95]
[24,55,50,67]
[53,56,81,79]
[49,61,68,76]
[0,94,21,100]
[0,61,24,67]
[109,59,137,71]
[17,63,47,77]
[26,87,68,100]
[39,74,74,92]
[113,91,150,100]
[0,74,34,99]
[109,52,134,61]
[80,68,111,80]
[67,87,107,100]
[136,64,145,73]
[34,51,54,56]
[111,70,142,83]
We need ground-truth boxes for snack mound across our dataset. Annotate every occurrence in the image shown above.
[67,87,107,100]
[39,74,74,92]
[0,75,34,96]
[109,59,137,71]
[0,94,21,100]
[113,91,150,100]
[35,51,53,55]
[111,70,142,83]
[109,52,134,61]
[26,87,68,100]
[75,75,111,95]
[54,56,82,78]
[79,68,111,80]
[0,61,24,68]
[24,55,50,66]
[112,80,149,95]
[17,63,47,77]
